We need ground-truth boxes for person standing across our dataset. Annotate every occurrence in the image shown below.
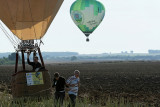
[27,52,42,71]
[52,72,66,107]
[66,70,80,107]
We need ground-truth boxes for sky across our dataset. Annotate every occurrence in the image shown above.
[0,0,160,54]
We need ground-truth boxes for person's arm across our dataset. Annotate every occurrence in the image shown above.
[78,82,80,87]
[65,78,70,91]
[27,53,32,65]
[66,77,71,87]
[52,78,56,88]
[66,83,69,87]
[78,78,80,87]
[38,62,42,67]
[66,77,75,87]
[63,78,68,88]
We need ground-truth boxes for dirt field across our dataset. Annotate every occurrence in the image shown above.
[0,61,160,105]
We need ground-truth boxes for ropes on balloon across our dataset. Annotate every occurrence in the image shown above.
[0,21,18,50]
[0,21,44,51]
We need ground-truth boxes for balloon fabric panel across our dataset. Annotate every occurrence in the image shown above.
[0,0,64,40]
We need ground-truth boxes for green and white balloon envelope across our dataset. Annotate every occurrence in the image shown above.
[70,0,105,42]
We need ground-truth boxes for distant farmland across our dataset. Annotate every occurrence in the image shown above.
[0,61,160,106]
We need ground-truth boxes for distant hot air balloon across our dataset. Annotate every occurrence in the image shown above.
[70,0,105,42]
[0,0,64,98]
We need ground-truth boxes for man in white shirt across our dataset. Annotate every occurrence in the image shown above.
[66,70,80,107]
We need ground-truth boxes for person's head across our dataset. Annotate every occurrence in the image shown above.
[54,72,60,80]
[74,70,80,78]
[34,56,38,63]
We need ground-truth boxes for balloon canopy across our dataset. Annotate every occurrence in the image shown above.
[0,0,63,40]
[70,0,105,41]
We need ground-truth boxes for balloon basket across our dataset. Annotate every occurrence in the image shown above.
[11,69,52,98]
[86,38,89,42]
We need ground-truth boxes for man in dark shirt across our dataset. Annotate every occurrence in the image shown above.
[27,53,42,71]
[52,72,66,107]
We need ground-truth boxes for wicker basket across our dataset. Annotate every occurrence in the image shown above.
[11,69,52,98]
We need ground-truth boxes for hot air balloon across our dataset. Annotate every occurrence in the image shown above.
[0,0,64,98]
[70,0,105,42]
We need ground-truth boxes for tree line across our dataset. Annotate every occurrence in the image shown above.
[0,53,21,65]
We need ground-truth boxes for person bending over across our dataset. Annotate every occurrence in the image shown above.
[52,72,66,107]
